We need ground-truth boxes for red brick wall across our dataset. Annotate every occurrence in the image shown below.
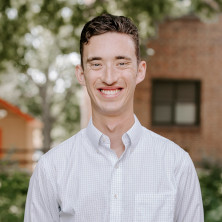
[135,15,222,166]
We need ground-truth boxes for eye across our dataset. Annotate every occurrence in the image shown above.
[90,62,102,70]
[117,61,129,67]
[93,63,101,67]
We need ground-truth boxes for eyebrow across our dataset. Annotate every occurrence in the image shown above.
[86,55,132,63]
[115,56,132,60]
[86,57,102,63]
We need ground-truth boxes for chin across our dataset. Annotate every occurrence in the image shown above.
[99,106,128,116]
[93,100,131,116]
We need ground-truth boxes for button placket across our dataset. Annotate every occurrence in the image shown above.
[110,162,123,222]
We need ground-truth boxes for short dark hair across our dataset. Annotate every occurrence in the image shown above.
[80,13,140,66]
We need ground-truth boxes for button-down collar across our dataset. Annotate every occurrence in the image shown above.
[85,115,143,152]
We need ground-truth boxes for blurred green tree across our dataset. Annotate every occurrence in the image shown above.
[199,164,222,222]
[0,0,222,150]
[0,170,30,222]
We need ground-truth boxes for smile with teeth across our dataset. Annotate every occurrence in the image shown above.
[100,89,121,95]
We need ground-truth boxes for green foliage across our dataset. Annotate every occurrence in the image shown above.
[199,164,222,222]
[191,0,222,16]
[0,170,30,222]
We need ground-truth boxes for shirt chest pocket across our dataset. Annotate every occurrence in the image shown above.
[134,192,176,222]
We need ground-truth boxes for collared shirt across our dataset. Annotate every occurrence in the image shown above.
[24,116,204,222]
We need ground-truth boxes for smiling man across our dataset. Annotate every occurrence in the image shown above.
[24,14,204,222]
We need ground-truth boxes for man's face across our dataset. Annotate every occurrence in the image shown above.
[76,32,146,117]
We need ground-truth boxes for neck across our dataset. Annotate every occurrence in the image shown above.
[92,111,135,158]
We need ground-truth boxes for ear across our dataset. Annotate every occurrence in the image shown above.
[75,65,86,86]
[136,60,146,85]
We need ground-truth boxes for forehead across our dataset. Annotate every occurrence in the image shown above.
[82,32,136,61]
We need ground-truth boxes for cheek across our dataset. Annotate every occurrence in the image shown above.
[123,70,137,83]
[84,75,98,91]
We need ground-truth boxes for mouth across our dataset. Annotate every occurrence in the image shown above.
[98,88,123,96]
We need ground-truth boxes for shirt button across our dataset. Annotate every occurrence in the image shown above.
[114,194,118,199]
[115,165,119,169]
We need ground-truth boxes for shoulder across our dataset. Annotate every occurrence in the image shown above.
[37,128,85,170]
[140,127,197,184]
[141,126,192,169]
[141,126,185,153]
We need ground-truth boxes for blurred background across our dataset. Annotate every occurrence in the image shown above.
[0,0,222,221]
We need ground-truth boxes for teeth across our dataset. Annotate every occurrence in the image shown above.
[101,89,120,95]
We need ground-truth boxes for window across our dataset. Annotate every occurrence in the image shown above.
[152,79,200,126]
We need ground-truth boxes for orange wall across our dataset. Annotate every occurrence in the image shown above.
[0,109,27,149]
[0,104,40,169]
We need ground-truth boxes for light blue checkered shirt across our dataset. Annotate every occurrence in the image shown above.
[24,116,204,221]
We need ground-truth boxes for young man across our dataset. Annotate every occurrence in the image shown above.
[24,14,204,221]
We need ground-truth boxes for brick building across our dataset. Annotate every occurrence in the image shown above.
[135,15,222,166]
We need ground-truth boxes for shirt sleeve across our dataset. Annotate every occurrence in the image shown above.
[175,152,204,222]
[24,157,60,222]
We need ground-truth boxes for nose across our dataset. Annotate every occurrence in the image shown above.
[101,64,118,85]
